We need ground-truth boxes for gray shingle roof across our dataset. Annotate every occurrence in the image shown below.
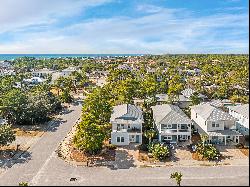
[191,103,236,121]
[229,104,249,119]
[110,104,143,121]
[151,104,192,124]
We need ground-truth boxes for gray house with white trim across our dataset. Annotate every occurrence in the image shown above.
[110,104,143,146]
[151,104,192,144]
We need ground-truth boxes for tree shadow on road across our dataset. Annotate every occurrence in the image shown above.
[0,151,32,169]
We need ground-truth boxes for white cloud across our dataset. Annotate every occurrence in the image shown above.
[0,1,248,54]
[0,0,111,34]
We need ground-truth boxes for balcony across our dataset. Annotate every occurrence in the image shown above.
[161,129,178,133]
[127,127,141,133]
[115,128,141,133]
[179,129,190,132]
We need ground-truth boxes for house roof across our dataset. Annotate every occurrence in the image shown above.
[181,88,195,98]
[208,99,224,108]
[155,94,169,102]
[151,104,192,124]
[228,104,249,119]
[110,104,143,121]
[191,103,236,121]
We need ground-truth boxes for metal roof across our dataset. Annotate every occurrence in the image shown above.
[151,104,192,124]
[228,104,249,119]
[191,103,236,121]
[110,104,143,121]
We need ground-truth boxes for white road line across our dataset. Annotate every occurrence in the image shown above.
[29,115,81,186]
[29,151,56,186]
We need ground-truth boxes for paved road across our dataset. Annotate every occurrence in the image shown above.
[0,102,82,186]
[0,101,249,186]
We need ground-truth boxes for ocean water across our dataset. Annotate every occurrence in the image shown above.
[0,54,145,61]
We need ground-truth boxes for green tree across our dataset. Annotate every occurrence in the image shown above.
[200,133,208,146]
[144,129,156,143]
[73,114,106,154]
[170,172,183,186]
[0,124,16,147]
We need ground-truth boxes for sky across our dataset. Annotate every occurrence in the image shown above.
[0,0,249,54]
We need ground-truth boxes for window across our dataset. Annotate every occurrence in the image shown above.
[164,136,172,140]
[167,124,172,128]
[117,137,121,142]
[181,125,186,129]
[212,122,215,127]
[216,123,219,127]
[196,113,198,118]
[121,137,125,142]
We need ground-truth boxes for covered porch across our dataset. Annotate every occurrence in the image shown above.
[207,130,243,145]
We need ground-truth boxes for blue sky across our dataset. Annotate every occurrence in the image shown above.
[0,0,248,54]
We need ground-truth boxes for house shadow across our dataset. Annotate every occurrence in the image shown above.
[107,149,135,170]
[0,150,32,169]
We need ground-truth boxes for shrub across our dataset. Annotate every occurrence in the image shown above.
[151,143,169,160]
[147,142,170,160]
[147,142,155,153]
[138,144,148,151]
[19,182,28,186]
[236,143,244,149]
[196,143,221,160]
[0,124,16,147]
[106,144,117,150]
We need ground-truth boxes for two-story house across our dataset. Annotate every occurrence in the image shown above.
[110,104,143,146]
[191,103,242,145]
[228,104,249,137]
[151,104,192,144]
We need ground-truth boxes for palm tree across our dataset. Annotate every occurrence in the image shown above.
[200,133,209,146]
[144,129,156,144]
[170,172,183,186]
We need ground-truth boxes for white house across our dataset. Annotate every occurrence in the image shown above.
[151,104,192,144]
[31,68,55,78]
[0,69,16,76]
[23,77,46,86]
[60,67,79,77]
[228,104,249,136]
[0,61,12,68]
[110,104,143,146]
[191,103,242,145]
[178,88,207,108]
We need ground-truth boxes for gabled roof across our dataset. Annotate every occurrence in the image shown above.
[229,104,249,119]
[110,104,143,121]
[151,104,192,124]
[191,103,236,121]
[181,88,195,98]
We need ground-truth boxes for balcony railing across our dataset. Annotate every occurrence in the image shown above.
[161,129,178,133]
[127,128,141,133]
[179,129,190,132]
[115,128,141,133]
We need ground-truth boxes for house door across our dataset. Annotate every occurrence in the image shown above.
[136,135,140,143]
[130,135,135,142]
